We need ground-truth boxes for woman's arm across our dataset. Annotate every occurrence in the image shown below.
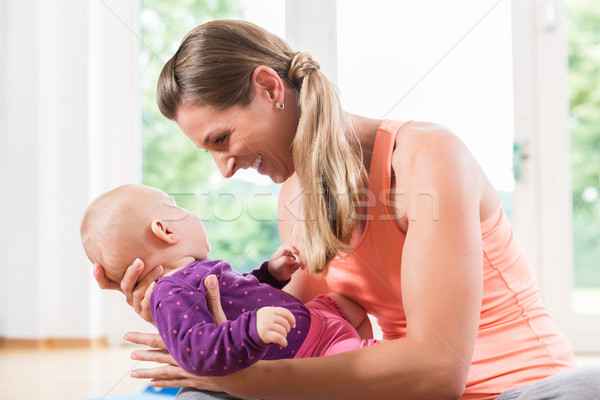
[131,125,485,399]
[228,125,483,399]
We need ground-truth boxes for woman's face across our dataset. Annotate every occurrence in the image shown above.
[176,86,299,184]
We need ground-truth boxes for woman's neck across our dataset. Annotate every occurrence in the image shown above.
[343,112,382,174]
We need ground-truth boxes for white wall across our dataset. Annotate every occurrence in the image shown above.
[1,0,93,339]
[285,0,337,85]
[2,0,45,339]
[0,0,8,337]
[0,0,142,340]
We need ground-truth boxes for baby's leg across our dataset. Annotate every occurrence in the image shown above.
[326,293,373,340]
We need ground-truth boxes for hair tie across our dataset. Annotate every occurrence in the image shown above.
[288,52,320,85]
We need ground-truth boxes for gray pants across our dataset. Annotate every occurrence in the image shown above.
[494,366,600,399]
[176,388,260,400]
[176,366,600,400]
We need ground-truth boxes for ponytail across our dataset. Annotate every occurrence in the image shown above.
[289,52,368,277]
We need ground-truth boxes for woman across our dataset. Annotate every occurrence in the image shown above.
[94,20,599,399]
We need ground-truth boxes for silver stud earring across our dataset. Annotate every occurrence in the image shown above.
[275,102,285,110]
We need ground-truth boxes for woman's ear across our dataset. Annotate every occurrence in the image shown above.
[151,220,180,244]
[251,65,284,104]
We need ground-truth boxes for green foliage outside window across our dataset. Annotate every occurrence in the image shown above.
[140,1,599,284]
[567,0,600,287]
[141,0,282,272]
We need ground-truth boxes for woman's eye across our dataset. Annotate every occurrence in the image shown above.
[215,134,228,145]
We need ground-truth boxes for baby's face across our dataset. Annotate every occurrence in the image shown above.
[154,189,211,260]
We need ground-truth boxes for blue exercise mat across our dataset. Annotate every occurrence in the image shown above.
[88,386,179,399]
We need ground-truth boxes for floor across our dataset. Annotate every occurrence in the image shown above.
[0,345,153,400]
[1,345,599,400]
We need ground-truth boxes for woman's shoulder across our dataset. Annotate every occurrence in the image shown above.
[389,121,475,188]
[392,120,460,152]
[392,120,475,170]
[390,120,498,220]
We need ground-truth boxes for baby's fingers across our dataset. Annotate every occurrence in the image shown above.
[274,307,296,329]
[256,307,295,346]
[273,314,293,335]
[262,328,289,348]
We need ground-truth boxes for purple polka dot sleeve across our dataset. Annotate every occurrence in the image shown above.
[151,278,269,376]
[149,259,311,377]
[244,261,291,290]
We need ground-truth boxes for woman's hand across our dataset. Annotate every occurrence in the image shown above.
[126,331,221,391]
[126,331,266,395]
[203,274,228,325]
[125,275,243,391]
[93,259,163,323]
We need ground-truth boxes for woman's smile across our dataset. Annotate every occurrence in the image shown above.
[251,154,263,171]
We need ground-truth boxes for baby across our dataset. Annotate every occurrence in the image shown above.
[81,184,377,377]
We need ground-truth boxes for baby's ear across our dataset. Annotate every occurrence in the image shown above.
[151,220,180,244]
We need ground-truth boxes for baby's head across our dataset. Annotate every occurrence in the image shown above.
[81,184,210,284]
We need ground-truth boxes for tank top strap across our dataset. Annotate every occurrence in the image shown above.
[369,120,412,195]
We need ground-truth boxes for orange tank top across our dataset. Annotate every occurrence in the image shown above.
[325,120,576,399]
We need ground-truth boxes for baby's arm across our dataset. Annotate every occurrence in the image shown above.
[243,246,302,289]
[151,279,275,376]
[243,261,290,289]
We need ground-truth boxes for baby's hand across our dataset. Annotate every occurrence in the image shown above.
[268,245,304,282]
[256,307,296,347]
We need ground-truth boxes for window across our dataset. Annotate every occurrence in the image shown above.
[566,0,600,315]
[140,0,285,272]
[336,1,515,214]
[511,0,600,352]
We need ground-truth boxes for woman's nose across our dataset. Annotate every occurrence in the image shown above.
[214,154,237,178]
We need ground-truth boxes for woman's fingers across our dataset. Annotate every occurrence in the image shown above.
[93,263,121,291]
[132,364,183,380]
[139,281,157,323]
[149,378,197,389]
[131,348,176,365]
[150,376,223,393]
[136,366,223,392]
[121,258,145,306]
[123,332,167,350]
[204,274,228,325]
[94,259,160,323]
[131,264,163,315]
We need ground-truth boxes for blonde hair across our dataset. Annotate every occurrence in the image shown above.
[80,185,156,283]
[157,20,367,276]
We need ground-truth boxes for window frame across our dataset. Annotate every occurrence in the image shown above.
[104,0,600,351]
[511,0,600,352]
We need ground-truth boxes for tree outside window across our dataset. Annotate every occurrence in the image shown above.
[141,0,281,272]
[567,0,600,295]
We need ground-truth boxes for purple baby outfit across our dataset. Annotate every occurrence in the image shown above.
[150,259,311,376]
